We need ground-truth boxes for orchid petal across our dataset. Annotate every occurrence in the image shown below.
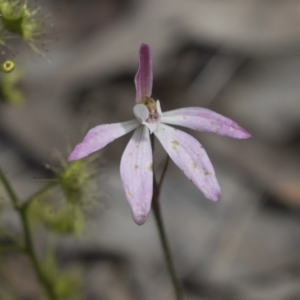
[134,43,153,103]
[161,108,251,139]
[68,120,139,161]
[120,125,153,225]
[143,122,158,134]
[154,124,221,201]
[133,104,149,123]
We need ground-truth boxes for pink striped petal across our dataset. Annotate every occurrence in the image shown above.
[161,108,251,139]
[134,43,153,103]
[68,120,139,161]
[120,125,153,225]
[154,124,221,201]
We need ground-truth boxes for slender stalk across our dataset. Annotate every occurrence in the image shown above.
[0,169,18,206]
[0,168,57,300]
[152,183,183,300]
[19,209,56,300]
[157,155,170,189]
[152,152,183,300]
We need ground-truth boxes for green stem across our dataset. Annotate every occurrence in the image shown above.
[0,169,18,206]
[157,155,170,189]
[0,168,56,300]
[152,156,183,300]
[20,209,56,300]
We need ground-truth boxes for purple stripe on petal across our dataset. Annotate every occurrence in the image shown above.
[120,125,153,225]
[68,120,139,161]
[134,43,153,103]
[154,124,221,201]
[161,108,251,139]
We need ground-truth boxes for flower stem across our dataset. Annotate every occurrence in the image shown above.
[0,168,57,300]
[152,156,183,300]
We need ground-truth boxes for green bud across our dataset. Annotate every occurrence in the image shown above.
[56,158,97,206]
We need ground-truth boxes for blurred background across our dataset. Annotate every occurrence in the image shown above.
[1,0,300,299]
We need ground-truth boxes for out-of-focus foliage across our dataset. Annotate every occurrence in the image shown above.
[0,0,49,109]
[0,286,17,300]
[56,158,97,206]
[0,0,50,107]
[42,252,82,300]
[1,60,14,73]
[0,138,100,299]
[0,154,100,299]
[29,197,86,235]
[0,0,46,53]
[28,156,98,235]
[0,66,23,105]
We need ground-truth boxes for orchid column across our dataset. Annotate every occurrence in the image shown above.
[69,44,251,299]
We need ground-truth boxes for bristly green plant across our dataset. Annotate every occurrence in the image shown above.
[28,156,98,236]
[0,1,93,299]
[0,0,52,107]
[0,0,48,54]
[0,154,99,300]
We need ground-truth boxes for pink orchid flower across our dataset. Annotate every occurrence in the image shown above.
[68,43,251,225]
